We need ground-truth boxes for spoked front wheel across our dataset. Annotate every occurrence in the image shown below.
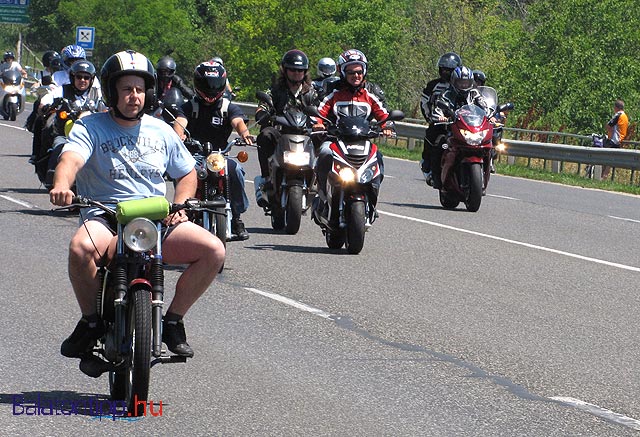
[109,287,151,416]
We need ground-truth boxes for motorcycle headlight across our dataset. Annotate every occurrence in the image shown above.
[338,167,357,183]
[495,142,506,153]
[123,218,158,252]
[206,152,225,173]
[460,129,489,146]
[283,151,310,166]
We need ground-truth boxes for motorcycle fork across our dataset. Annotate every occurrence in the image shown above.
[151,223,164,358]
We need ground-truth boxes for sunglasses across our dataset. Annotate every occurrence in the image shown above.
[75,74,92,81]
[345,70,364,76]
[287,68,306,73]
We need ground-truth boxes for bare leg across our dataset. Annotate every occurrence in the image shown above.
[68,220,114,315]
[162,221,226,316]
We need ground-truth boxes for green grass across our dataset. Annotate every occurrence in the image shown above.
[377,139,640,196]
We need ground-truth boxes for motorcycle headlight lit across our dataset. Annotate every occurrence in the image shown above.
[123,218,158,252]
[460,129,489,146]
[206,153,225,173]
[283,151,310,166]
[495,142,506,153]
[338,167,357,183]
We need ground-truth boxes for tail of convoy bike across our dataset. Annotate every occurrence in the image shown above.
[57,196,221,416]
[304,105,404,254]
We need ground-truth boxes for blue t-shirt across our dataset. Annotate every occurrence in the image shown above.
[62,112,196,205]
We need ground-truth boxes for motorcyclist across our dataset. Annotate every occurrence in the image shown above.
[312,57,338,103]
[0,51,27,77]
[156,55,195,101]
[419,52,462,188]
[434,65,492,190]
[34,60,105,178]
[25,51,63,136]
[52,45,86,86]
[473,69,486,87]
[312,49,391,208]
[173,61,253,241]
[255,49,317,186]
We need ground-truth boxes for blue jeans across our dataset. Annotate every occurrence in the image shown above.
[228,159,249,217]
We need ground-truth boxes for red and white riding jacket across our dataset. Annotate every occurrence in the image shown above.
[316,84,389,128]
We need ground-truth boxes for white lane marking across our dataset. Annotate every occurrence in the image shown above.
[608,215,640,224]
[244,287,333,320]
[550,396,640,431]
[0,194,34,208]
[487,193,519,200]
[0,122,28,131]
[378,210,640,273]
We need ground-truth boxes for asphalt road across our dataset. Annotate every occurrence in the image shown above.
[1,107,639,435]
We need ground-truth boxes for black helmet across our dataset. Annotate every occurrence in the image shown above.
[450,66,475,93]
[193,61,227,103]
[473,69,486,86]
[3,51,15,62]
[100,50,156,115]
[437,52,462,81]
[69,60,96,89]
[42,51,60,68]
[156,56,176,79]
[281,50,309,70]
[49,54,63,72]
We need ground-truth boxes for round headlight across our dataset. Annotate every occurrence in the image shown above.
[123,218,158,252]
[206,153,225,173]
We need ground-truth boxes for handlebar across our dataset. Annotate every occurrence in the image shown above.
[184,136,255,156]
[55,196,225,215]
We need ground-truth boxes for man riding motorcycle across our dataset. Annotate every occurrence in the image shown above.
[156,55,195,101]
[419,52,462,189]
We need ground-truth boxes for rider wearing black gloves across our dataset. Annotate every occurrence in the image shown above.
[419,52,462,189]
[173,61,253,241]
[255,50,317,184]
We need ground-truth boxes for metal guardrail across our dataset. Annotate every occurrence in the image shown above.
[236,102,640,173]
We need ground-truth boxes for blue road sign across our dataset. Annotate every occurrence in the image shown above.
[76,26,95,50]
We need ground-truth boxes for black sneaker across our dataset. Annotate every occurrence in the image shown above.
[230,217,249,241]
[60,318,104,358]
[162,319,194,357]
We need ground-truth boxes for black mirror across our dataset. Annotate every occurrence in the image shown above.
[255,91,273,108]
[387,110,405,122]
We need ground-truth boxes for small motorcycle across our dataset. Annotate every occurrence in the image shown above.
[0,69,25,121]
[304,105,404,254]
[56,196,222,416]
[254,91,316,234]
[34,98,98,190]
[184,137,250,249]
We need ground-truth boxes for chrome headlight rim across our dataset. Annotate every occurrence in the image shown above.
[206,152,226,173]
[123,217,158,252]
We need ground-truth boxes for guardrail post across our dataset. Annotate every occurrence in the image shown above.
[551,160,561,173]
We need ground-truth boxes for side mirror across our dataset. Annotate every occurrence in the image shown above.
[387,110,405,122]
[255,90,273,108]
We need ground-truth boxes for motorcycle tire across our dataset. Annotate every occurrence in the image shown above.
[8,102,17,121]
[325,230,345,249]
[439,191,459,210]
[464,163,483,212]
[110,286,152,416]
[285,186,303,235]
[271,207,285,230]
[345,201,366,254]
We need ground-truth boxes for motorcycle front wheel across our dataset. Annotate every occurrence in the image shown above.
[285,186,303,235]
[464,163,483,212]
[8,102,17,121]
[345,200,366,254]
[109,287,151,416]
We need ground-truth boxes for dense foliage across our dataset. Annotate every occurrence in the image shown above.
[1,0,637,137]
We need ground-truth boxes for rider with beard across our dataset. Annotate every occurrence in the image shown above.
[155,56,195,101]
[419,52,462,189]
[312,49,391,211]
[255,49,317,189]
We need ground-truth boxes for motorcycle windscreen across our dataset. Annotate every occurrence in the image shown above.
[456,105,486,128]
[335,102,371,119]
[477,86,498,115]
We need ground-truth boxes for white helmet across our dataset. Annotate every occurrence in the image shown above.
[316,57,336,78]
